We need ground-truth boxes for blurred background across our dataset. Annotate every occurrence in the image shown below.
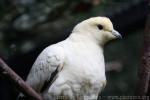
[0,0,148,100]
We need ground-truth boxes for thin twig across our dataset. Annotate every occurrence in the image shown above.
[0,58,43,100]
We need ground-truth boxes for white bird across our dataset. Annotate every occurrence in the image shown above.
[20,17,121,100]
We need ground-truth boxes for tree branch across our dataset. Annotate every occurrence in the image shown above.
[0,58,43,100]
[135,1,150,96]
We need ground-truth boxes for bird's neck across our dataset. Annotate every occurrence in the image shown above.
[68,32,105,48]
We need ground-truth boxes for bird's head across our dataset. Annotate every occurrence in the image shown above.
[72,17,122,45]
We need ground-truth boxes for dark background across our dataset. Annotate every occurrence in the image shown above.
[0,0,148,99]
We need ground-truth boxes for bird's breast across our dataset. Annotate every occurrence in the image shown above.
[61,44,106,90]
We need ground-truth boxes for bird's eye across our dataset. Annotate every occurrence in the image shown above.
[97,25,103,30]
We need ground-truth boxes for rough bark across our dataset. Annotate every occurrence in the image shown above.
[135,1,150,95]
[0,58,43,100]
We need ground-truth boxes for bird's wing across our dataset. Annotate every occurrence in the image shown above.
[26,45,65,92]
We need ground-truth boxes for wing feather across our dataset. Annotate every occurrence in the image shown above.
[26,45,65,92]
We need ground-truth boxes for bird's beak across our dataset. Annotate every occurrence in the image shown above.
[112,30,122,39]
